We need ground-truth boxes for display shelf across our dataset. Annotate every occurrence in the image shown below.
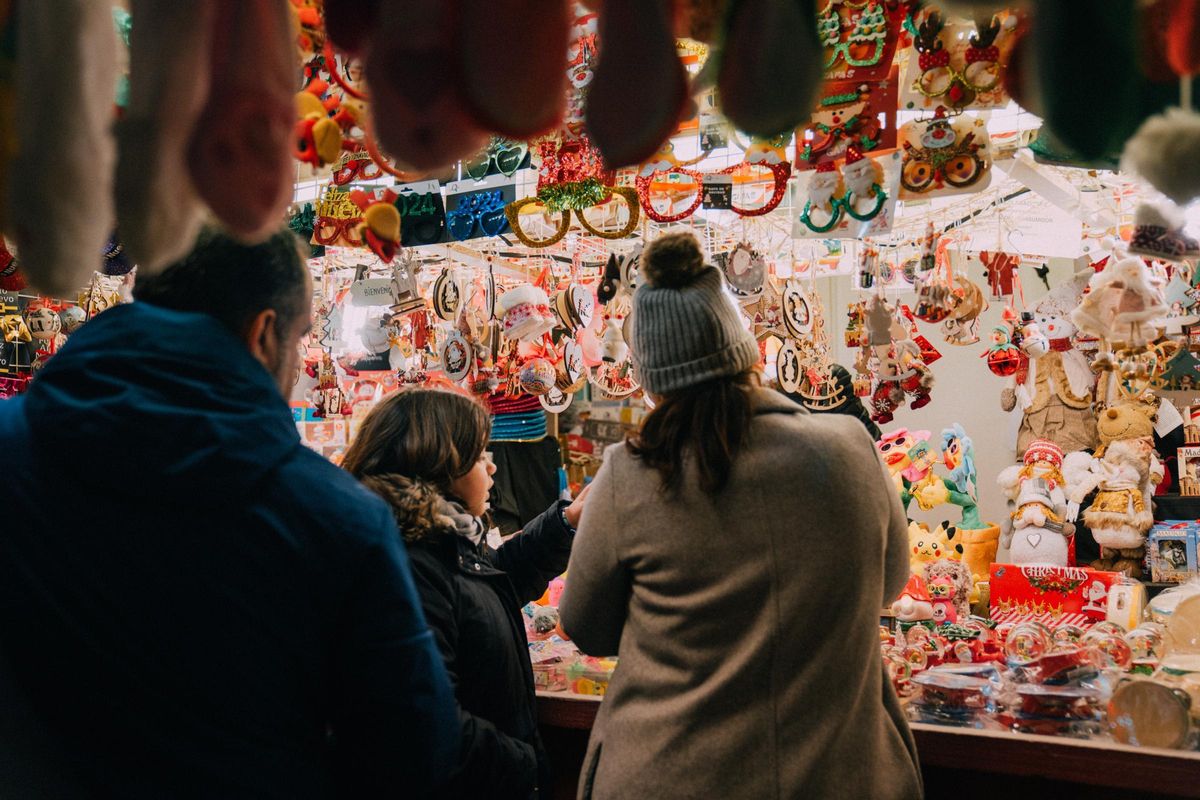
[536,693,1200,799]
[1154,493,1200,520]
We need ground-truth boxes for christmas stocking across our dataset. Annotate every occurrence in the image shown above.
[365,0,488,171]
[187,0,296,241]
[458,0,570,139]
[585,0,687,168]
[718,0,822,137]
[6,0,115,295]
[116,0,213,273]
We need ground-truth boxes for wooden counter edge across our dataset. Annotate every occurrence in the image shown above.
[910,722,1200,798]
[537,691,600,730]
[536,694,1200,797]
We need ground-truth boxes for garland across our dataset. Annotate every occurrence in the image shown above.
[538,177,608,213]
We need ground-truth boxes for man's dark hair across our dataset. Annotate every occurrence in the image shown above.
[133,227,310,337]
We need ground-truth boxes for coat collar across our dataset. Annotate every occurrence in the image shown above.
[752,388,809,417]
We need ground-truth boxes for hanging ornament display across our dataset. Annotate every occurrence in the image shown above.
[939,276,989,346]
[793,149,901,239]
[795,75,898,169]
[898,109,992,200]
[720,242,767,297]
[817,0,907,82]
[900,10,1016,112]
[848,294,939,424]
[432,268,462,321]
[440,330,473,384]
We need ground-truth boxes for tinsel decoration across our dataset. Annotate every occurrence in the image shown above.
[288,202,324,258]
[538,177,607,213]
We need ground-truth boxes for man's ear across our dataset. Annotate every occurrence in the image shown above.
[244,308,279,370]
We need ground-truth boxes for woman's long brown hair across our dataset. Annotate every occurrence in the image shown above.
[341,388,491,497]
[627,371,759,495]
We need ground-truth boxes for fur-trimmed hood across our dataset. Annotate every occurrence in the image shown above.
[359,473,482,543]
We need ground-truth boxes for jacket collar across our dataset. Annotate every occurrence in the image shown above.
[426,530,506,578]
[753,388,809,417]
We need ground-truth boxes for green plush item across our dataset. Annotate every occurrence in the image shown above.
[1033,0,1138,160]
[1029,127,1121,171]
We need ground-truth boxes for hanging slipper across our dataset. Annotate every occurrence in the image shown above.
[323,0,381,56]
[718,0,822,138]
[458,0,570,138]
[117,0,214,273]
[586,0,687,168]
[365,0,488,171]
[188,0,296,242]
[6,0,116,295]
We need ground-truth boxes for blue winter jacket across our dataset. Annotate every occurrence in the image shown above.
[0,302,459,798]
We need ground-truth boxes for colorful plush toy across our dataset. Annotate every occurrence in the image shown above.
[923,558,972,622]
[1065,402,1164,577]
[928,576,959,625]
[188,0,296,241]
[907,522,963,572]
[997,438,1074,567]
[891,573,934,625]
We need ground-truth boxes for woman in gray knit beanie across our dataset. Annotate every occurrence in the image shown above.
[560,231,922,799]
[626,232,762,492]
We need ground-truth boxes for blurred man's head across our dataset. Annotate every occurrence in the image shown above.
[133,228,313,393]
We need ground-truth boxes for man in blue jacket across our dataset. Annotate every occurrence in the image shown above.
[0,229,459,798]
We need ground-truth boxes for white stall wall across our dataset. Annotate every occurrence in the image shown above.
[812,253,1087,530]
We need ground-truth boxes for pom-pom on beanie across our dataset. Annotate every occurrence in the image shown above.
[630,232,759,395]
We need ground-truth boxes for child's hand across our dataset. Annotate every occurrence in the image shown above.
[564,482,593,529]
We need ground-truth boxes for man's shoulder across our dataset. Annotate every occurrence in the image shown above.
[266,447,396,543]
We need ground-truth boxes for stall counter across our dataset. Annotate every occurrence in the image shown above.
[536,692,1200,800]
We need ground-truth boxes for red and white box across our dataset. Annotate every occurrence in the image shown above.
[990,564,1121,624]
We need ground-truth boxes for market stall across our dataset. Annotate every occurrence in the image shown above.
[7,0,1200,796]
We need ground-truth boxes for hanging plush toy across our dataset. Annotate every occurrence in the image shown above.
[364,0,489,171]
[1002,269,1097,457]
[1073,254,1168,348]
[585,0,687,168]
[6,0,116,295]
[1064,403,1164,578]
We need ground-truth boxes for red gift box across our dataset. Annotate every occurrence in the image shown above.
[989,564,1121,624]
